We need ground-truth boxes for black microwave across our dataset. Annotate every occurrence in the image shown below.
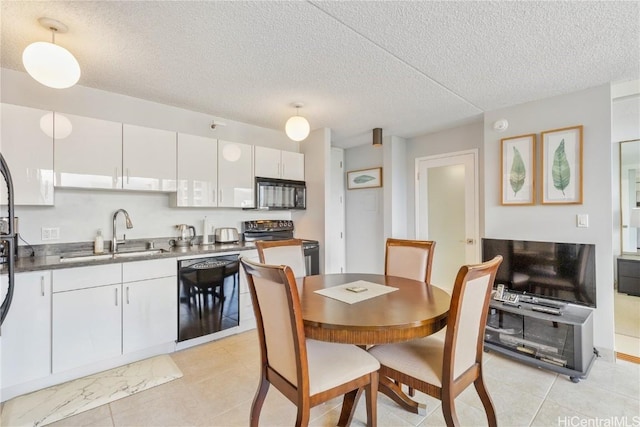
[255,177,306,210]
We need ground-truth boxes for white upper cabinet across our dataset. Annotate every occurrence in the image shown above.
[281,150,305,181]
[54,113,122,189]
[0,103,54,205]
[173,133,218,207]
[254,146,304,181]
[254,146,281,179]
[217,140,254,208]
[122,124,177,192]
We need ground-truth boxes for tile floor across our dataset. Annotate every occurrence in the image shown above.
[48,330,640,427]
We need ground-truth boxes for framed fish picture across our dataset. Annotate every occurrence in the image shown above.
[347,167,382,190]
[541,125,583,204]
[501,134,536,205]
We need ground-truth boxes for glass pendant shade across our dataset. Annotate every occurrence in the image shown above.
[285,115,310,142]
[23,41,81,89]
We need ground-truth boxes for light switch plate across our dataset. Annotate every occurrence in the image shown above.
[577,214,589,228]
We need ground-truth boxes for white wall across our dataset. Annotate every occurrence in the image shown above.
[293,127,331,272]
[383,136,408,239]
[1,68,298,245]
[344,144,384,273]
[483,84,615,360]
[406,121,484,237]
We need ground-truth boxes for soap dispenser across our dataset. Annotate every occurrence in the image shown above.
[94,229,104,254]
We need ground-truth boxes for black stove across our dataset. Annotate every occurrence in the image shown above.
[241,220,319,275]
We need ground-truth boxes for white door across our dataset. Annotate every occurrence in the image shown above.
[416,151,478,292]
[325,148,345,273]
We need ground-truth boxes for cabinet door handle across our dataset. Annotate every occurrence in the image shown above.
[219,189,223,204]
[115,288,119,306]
[114,168,119,186]
[126,286,130,304]
[40,276,45,297]
[212,189,216,204]
[126,168,130,184]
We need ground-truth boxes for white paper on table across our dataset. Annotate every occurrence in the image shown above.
[313,280,398,304]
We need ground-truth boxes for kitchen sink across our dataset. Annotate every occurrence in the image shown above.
[59,249,168,263]
[113,249,168,258]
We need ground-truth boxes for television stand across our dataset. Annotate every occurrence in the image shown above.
[484,299,596,383]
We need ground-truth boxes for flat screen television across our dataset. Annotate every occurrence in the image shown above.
[482,238,596,308]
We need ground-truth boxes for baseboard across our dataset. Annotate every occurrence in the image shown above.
[616,352,640,364]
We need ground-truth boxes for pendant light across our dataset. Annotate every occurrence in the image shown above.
[285,103,310,142]
[22,18,81,89]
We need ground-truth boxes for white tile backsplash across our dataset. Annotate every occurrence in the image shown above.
[14,188,291,245]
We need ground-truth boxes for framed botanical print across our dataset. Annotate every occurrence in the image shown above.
[501,134,536,205]
[541,125,583,204]
[347,167,382,189]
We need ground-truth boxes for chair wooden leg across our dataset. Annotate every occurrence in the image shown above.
[337,388,362,427]
[295,403,311,427]
[365,372,378,427]
[250,377,270,427]
[474,376,497,427]
[441,391,460,427]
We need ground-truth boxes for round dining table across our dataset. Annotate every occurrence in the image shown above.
[297,273,451,425]
[299,273,450,344]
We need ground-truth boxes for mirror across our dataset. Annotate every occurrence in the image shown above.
[621,139,640,253]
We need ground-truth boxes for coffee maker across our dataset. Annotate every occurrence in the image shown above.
[0,216,19,263]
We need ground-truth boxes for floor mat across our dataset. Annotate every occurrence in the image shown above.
[1,354,183,427]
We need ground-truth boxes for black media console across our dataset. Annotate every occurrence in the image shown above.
[484,293,597,383]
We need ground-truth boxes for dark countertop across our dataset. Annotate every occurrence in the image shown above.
[0,242,257,274]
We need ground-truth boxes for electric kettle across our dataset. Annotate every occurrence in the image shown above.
[170,224,196,247]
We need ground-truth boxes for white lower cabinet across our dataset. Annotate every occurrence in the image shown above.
[1,271,52,388]
[52,259,177,373]
[52,284,122,373]
[122,259,177,354]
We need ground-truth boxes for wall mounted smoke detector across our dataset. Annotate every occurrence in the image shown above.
[493,119,509,132]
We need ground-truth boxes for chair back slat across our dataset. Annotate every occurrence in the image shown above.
[444,256,502,382]
[252,275,299,385]
[385,238,435,283]
[240,257,308,391]
[256,239,307,278]
[451,274,491,379]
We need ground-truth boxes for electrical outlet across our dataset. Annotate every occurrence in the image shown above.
[50,227,60,240]
[41,227,61,241]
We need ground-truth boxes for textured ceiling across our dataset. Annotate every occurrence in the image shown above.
[1,1,638,148]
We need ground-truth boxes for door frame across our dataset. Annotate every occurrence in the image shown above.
[414,149,480,262]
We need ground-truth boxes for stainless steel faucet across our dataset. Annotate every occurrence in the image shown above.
[112,209,133,253]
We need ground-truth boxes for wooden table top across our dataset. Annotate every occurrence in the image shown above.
[299,273,450,345]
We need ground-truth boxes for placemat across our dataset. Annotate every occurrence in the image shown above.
[314,280,398,304]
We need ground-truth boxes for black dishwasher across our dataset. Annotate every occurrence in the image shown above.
[177,254,240,342]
